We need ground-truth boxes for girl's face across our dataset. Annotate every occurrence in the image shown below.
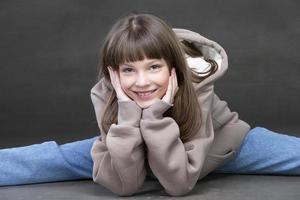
[118,58,171,109]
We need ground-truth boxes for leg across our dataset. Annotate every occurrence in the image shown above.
[0,136,99,186]
[214,127,300,175]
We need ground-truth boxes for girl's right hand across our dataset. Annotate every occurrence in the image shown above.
[108,66,132,101]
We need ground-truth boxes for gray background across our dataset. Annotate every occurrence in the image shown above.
[0,0,299,148]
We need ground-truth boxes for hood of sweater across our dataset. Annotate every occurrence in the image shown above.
[172,28,228,90]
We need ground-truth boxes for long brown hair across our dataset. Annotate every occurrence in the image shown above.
[97,13,218,143]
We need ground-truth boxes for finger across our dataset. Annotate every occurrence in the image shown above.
[173,68,178,92]
[108,66,112,77]
[113,70,120,92]
[113,70,124,92]
[172,69,178,100]
[166,75,171,96]
[108,67,113,82]
[168,74,173,99]
[107,67,112,81]
[108,67,116,89]
[172,68,176,93]
[174,68,178,87]
[163,69,173,102]
[170,69,174,97]
[174,70,178,87]
[115,71,124,94]
[114,70,121,86]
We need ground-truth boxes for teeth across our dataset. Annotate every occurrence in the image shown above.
[136,90,155,97]
[137,91,152,96]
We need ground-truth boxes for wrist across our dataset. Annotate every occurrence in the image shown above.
[118,100,142,126]
[142,99,173,120]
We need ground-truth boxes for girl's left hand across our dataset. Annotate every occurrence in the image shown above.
[162,68,179,105]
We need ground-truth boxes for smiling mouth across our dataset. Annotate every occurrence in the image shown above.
[134,89,157,98]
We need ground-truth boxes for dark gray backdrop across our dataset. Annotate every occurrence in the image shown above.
[1,0,299,148]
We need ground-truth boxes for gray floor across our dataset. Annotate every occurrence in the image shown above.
[1,174,299,200]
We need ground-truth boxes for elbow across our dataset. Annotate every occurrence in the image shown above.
[165,185,193,197]
[113,189,137,197]
[112,177,147,196]
[92,173,144,197]
[93,176,140,197]
[115,170,146,196]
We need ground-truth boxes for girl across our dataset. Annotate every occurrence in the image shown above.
[1,13,299,197]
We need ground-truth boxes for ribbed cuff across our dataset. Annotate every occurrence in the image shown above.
[117,100,142,127]
[142,99,173,120]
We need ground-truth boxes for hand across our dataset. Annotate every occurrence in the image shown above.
[162,68,179,105]
[107,66,131,101]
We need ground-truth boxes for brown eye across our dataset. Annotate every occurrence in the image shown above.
[122,68,134,73]
[151,64,161,70]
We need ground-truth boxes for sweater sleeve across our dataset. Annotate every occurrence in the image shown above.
[90,90,146,196]
[140,84,215,196]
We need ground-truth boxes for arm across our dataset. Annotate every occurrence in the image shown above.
[210,92,251,152]
[90,90,146,196]
[212,93,242,126]
[140,84,215,196]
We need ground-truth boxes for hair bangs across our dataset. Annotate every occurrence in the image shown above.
[108,29,171,68]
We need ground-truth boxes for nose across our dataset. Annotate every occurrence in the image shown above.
[135,73,150,87]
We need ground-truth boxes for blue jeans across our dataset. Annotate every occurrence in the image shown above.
[214,127,300,175]
[0,127,299,186]
[0,137,97,185]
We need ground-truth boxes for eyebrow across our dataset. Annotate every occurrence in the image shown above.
[121,60,160,68]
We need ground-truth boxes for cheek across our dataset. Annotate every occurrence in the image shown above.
[161,70,170,86]
[119,76,131,92]
[161,76,169,88]
[155,72,170,95]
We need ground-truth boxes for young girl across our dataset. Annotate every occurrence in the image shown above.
[1,13,299,197]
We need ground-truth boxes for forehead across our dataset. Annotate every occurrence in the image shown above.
[120,58,166,67]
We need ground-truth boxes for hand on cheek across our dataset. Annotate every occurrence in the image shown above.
[162,68,179,105]
[107,66,131,101]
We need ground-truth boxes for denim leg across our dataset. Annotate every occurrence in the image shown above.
[0,136,99,186]
[214,127,300,175]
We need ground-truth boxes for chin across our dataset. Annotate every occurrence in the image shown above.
[135,98,159,109]
[136,101,153,109]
